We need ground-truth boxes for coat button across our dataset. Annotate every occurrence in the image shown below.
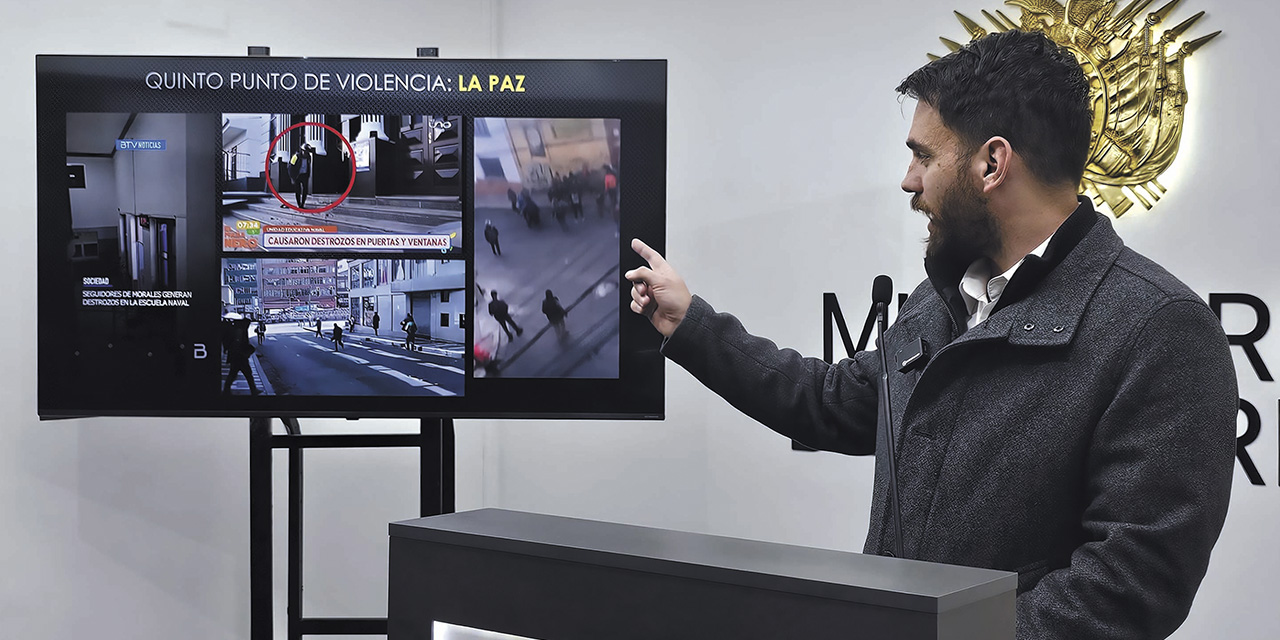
[1053,326,1065,333]
[1023,323,1035,331]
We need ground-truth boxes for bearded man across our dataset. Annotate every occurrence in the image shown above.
[625,29,1236,640]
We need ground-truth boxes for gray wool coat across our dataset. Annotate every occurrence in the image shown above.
[661,208,1237,639]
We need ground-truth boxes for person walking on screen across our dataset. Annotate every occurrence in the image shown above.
[484,220,502,256]
[372,311,380,336]
[624,30,1236,640]
[603,165,619,218]
[288,143,314,209]
[542,289,569,342]
[255,319,266,346]
[402,313,418,350]
[517,187,541,227]
[488,290,523,341]
[222,316,260,396]
[568,171,585,220]
[332,321,344,351]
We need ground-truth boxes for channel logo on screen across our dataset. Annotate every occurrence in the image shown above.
[116,139,166,151]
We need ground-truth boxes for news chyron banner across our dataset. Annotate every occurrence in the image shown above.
[37,56,666,419]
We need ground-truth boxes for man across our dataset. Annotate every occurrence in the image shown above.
[484,220,502,256]
[603,165,619,217]
[625,30,1236,639]
[288,143,314,209]
[542,289,569,342]
[517,187,541,227]
[221,315,260,396]
[488,290,523,342]
[568,170,585,220]
[401,313,418,351]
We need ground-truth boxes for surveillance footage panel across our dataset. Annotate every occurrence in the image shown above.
[37,55,666,419]
[474,118,622,379]
[221,113,462,254]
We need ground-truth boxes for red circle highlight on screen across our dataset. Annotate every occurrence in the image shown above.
[265,121,357,215]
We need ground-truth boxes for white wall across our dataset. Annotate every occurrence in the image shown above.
[6,1,1279,639]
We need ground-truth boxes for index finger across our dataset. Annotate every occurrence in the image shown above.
[631,238,667,268]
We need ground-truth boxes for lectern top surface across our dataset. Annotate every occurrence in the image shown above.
[390,508,1015,613]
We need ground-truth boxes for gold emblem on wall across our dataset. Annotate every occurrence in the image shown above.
[931,0,1219,216]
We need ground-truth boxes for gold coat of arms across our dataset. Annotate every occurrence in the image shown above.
[933,0,1219,216]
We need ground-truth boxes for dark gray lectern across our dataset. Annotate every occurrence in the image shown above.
[388,509,1015,640]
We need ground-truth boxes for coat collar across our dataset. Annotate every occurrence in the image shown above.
[915,198,1124,349]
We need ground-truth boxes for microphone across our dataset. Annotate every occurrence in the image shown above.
[872,275,904,559]
[872,275,893,306]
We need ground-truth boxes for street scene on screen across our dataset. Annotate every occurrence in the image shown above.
[220,257,464,396]
[472,117,621,378]
[221,113,462,253]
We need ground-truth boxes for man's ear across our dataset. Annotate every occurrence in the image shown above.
[981,137,1013,193]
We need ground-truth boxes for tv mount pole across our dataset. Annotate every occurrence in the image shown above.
[246,45,454,640]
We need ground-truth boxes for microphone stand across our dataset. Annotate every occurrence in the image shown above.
[874,296,905,559]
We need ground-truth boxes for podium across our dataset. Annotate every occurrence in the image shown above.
[388,509,1015,639]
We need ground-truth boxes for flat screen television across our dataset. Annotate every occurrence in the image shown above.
[37,55,666,419]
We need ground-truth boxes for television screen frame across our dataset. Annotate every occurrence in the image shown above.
[37,55,667,420]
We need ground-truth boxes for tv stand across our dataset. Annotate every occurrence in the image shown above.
[249,416,455,640]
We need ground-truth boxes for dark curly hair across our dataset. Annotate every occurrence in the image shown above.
[896,30,1093,187]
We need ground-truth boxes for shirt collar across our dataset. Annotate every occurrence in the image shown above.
[925,196,1100,332]
[958,233,1054,316]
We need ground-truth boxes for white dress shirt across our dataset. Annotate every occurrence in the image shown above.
[959,234,1055,329]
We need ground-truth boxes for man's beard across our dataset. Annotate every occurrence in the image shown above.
[914,170,1001,266]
